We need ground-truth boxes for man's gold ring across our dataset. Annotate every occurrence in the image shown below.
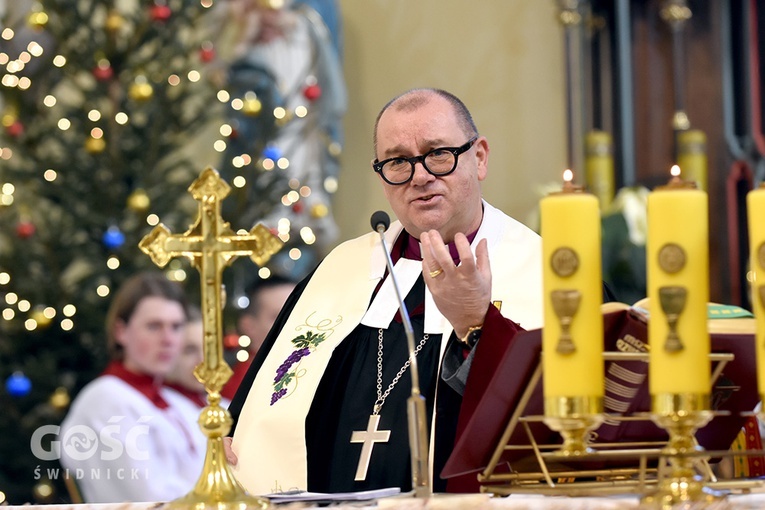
[429,268,444,279]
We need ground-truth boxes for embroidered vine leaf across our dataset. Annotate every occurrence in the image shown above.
[291,331,327,349]
[274,372,294,392]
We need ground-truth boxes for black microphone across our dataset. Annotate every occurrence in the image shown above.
[368,211,431,498]
[370,210,390,233]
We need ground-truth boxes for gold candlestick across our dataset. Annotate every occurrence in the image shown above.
[643,393,719,508]
[543,396,603,456]
[140,167,283,510]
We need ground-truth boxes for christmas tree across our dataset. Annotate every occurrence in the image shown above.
[0,0,344,503]
[0,0,221,503]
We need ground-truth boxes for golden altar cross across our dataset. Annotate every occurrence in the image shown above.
[140,166,282,394]
[139,166,281,510]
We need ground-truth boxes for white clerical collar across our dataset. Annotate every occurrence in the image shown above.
[361,199,501,336]
[360,257,448,334]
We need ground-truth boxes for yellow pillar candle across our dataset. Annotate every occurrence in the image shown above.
[677,129,708,192]
[585,130,615,211]
[540,170,604,400]
[747,184,765,400]
[647,166,709,398]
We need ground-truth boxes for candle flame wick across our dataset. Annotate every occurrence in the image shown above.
[670,164,681,178]
[563,169,573,183]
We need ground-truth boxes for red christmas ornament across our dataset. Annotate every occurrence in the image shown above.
[223,332,240,350]
[16,221,36,239]
[150,4,172,22]
[5,121,24,138]
[93,65,113,81]
[199,46,215,63]
[302,83,321,101]
[292,202,304,214]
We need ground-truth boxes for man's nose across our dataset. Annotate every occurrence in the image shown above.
[410,160,434,185]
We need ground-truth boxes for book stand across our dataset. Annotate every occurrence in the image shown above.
[476,352,765,499]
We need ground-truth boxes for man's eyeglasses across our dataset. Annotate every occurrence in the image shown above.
[372,136,478,185]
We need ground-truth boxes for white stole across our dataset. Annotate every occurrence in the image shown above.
[231,201,544,494]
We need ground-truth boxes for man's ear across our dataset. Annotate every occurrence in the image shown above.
[475,136,490,181]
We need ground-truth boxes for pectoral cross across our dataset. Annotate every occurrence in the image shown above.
[139,166,283,395]
[350,414,391,481]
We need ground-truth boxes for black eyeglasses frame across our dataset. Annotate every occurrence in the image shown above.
[372,136,479,185]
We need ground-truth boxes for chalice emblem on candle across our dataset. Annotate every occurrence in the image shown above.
[658,243,688,353]
[551,289,581,354]
[550,247,581,355]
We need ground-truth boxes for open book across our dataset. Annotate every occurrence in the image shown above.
[441,301,759,479]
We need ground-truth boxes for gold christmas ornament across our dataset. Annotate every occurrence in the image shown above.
[50,386,71,410]
[2,112,17,127]
[85,136,106,154]
[30,308,52,328]
[242,98,262,116]
[105,11,125,32]
[128,188,151,212]
[129,78,154,101]
[311,203,328,219]
[28,10,49,29]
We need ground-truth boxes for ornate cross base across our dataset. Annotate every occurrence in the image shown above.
[167,394,269,510]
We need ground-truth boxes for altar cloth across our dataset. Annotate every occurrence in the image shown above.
[9,491,765,510]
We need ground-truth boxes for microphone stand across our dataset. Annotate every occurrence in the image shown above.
[373,216,432,499]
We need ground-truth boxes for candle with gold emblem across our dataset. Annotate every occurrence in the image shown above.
[747,184,765,401]
[647,165,709,398]
[540,170,604,401]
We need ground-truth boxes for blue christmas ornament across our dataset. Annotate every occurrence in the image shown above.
[102,226,125,249]
[262,145,282,161]
[6,371,32,398]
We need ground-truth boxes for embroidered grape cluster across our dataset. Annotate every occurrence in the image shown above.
[270,331,327,405]
[274,347,310,383]
[270,388,287,405]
